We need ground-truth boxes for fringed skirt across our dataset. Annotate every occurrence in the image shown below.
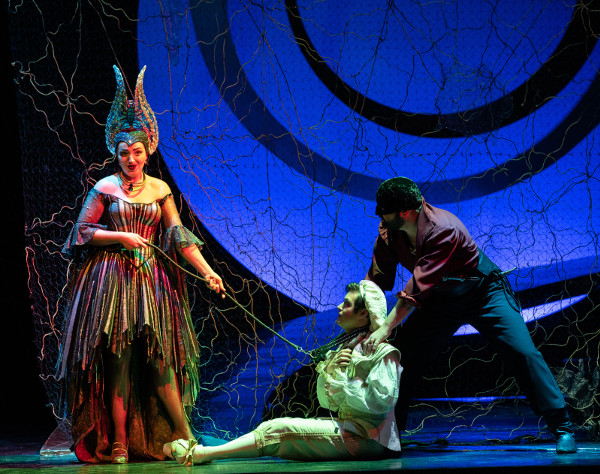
[58,245,200,462]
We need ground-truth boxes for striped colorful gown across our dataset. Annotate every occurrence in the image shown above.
[58,188,202,462]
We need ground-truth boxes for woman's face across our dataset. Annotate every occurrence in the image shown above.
[117,141,147,181]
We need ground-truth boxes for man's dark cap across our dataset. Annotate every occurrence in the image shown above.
[375,177,422,216]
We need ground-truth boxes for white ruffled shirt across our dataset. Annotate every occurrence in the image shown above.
[315,342,403,451]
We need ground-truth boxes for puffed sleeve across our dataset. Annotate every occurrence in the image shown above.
[315,353,340,410]
[316,369,344,411]
[159,194,204,254]
[62,189,107,256]
[343,353,400,415]
[316,346,401,415]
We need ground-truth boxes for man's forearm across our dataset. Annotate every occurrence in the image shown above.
[363,289,417,354]
[383,298,415,330]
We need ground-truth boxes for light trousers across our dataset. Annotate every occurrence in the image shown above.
[253,417,386,461]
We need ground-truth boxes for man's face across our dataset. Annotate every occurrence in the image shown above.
[336,291,368,331]
[380,211,407,231]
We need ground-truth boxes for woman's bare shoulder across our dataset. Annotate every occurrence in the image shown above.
[94,175,120,194]
[147,175,172,199]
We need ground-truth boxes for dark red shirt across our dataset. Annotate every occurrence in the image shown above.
[366,200,480,307]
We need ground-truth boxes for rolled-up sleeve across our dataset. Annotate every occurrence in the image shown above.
[316,351,401,415]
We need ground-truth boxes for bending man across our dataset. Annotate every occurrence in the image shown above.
[363,176,576,454]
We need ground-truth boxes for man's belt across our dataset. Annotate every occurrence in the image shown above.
[441,267,516,283]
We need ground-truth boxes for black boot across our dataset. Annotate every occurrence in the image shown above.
[555,423,577,454]
[544,408,577,454]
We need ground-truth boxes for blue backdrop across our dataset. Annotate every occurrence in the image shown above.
[134,0,599,436]
[138,0,599,313]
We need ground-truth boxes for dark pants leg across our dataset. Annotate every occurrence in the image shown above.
[391,277,567,431]
[467,278,565,416]
[391,304,462,430]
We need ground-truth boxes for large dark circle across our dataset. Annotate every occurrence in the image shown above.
[286,0,600,138]
[192,1,600,203]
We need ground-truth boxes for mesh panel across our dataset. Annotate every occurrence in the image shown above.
[8,0,599,444]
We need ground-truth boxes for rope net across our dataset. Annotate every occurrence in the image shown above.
[8,0,600,445]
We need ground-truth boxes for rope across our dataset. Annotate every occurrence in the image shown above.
[147,242,311,356]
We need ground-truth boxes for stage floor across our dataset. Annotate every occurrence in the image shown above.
[2,403,599,472]
[1,436,599,473]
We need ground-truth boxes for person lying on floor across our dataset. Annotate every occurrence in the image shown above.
[164,280,402,466]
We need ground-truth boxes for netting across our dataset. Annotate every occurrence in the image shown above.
[8,0,600,445]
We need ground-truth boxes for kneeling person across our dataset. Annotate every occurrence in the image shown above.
[166,280,402,465]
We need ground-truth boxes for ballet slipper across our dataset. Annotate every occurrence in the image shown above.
[169,439,198,466]
[163,438,198,460]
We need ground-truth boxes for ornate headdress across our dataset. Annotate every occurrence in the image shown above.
[105,65,159,155]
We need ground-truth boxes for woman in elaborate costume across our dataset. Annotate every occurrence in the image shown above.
[166,280,402,466]
[57,65,224,463]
